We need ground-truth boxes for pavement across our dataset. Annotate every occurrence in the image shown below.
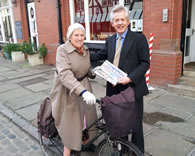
[0,56,195,156]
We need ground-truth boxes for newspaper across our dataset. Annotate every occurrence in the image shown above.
[94,60,127,85]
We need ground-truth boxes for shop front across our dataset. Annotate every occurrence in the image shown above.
[9,0,193,87]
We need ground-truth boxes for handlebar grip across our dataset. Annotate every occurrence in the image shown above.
[96,99,101,104]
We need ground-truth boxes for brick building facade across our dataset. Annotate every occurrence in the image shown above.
[1,0,194,87]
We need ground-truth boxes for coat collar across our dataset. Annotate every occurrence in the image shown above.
[109,34,117,63]
[65,40,88,55]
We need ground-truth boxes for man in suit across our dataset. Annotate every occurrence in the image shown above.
[90,5,150,154]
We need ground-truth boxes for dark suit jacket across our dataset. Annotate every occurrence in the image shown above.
[90,30,150,99]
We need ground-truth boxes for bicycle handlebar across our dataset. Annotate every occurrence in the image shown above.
[96,99,101,104]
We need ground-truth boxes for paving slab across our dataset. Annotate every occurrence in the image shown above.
[17,77,48,86]
[160,106,193,120]
[25,82,52,92]
[0,76,5,81]
[144,88,167,104]
[4,92,48,110]
[188,115,195,126]
[6,73,51,84]
[144,103,164,113]
[0,88,33,102]
[0,83,21,93]
[0,70,32,80]
[155,121,195,138]
[0,67,12,72]
[16,103,40,121]
[145,128,194,156]
[150,93,195,114]
[143,123,158,136]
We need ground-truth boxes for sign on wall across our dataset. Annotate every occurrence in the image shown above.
[15,21,23,39]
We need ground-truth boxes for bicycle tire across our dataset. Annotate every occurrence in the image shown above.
[38,132,63,156]
[95,138,144,156]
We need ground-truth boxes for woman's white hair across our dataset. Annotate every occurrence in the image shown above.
[66,23,85,40]
[110,5,129,22]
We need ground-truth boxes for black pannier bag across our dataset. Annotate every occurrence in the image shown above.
[101,87,137,138]
[37,97,58,138]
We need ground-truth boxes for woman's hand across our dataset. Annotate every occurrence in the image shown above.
[82,91,96,105]
[92,66,101,76]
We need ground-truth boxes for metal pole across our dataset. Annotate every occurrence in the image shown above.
[56,0,64,45]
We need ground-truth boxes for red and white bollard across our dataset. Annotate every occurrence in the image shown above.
[146,33,155,91]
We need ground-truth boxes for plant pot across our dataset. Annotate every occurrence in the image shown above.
[28,54,43,66]
[11,51,25,62]
[3,51,11,60]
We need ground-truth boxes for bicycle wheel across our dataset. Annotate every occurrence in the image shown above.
[38,132,63,156]
[95,138,144,156]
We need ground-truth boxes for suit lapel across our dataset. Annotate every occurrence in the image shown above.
[118,30,133,68]
[109,35,116,63]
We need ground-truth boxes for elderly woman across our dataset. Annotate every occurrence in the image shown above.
[51,23,97,156]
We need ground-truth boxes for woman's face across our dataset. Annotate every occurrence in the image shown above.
[70,29,85,49]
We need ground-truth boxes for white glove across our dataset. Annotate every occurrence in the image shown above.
[82,91,96,105]
[92,66,102,76]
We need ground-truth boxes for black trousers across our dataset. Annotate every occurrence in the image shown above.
[122,97,144,154]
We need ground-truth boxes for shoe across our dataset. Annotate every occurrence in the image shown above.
[82,144,96,152]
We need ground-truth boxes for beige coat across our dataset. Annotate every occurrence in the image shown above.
[50,40,97,151]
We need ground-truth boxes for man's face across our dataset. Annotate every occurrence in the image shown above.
[111,10,130,35]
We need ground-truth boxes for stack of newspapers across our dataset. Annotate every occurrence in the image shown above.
[94,60,127,86]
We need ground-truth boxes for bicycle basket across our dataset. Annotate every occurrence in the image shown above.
[101,87,137,138]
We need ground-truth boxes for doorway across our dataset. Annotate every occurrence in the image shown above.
[27,2,39,50]
[184,0,195,69]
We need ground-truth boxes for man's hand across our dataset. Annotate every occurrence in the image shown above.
[117,77,131,85]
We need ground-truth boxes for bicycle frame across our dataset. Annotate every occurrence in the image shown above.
[81,116,108,151]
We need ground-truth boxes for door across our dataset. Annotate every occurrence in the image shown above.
[0,13,5,42]
[184,0,195,64]
[27,2,39,49]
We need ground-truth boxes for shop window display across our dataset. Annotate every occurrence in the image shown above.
[0,0,9,7]
[72,0,143,41]
[2,9,13,42]
[0,0,14,42]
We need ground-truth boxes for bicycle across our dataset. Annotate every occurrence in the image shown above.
[38,100,144,156]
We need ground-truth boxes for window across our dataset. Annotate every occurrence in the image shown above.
[0,0,16,42]
[70,0,143,42]
[2,8,13,42]
[0,0,9,7]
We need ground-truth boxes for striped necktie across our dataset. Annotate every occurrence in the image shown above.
[113,36,121,67]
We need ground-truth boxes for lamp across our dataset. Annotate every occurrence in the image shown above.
[11,0,17,7]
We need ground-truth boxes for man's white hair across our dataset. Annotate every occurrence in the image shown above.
[110,5,129,22]
[66,23,85,40]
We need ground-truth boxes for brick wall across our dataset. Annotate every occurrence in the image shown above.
[143,0,183,86]
[35,0,59,65]
[149,50,182,86]
[13,0,29,43]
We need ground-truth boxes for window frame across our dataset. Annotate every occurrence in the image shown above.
[69,0,125,43]
[0,0,17,43]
